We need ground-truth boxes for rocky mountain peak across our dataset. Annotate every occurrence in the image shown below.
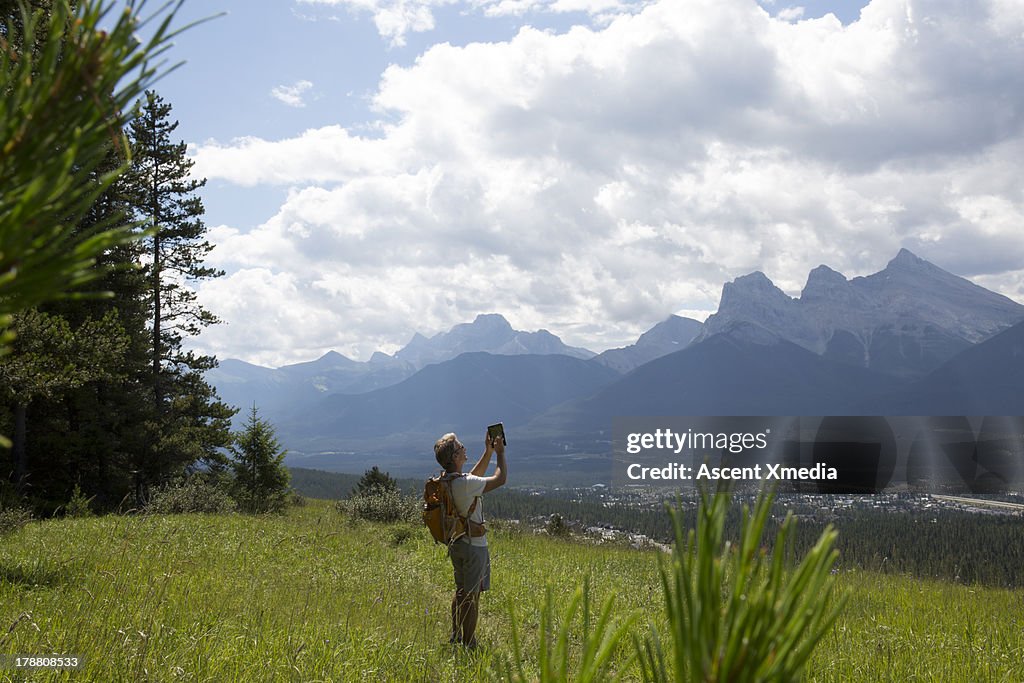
[592,315,704,373]
[801,265,848,299]
[732,270,779,291]
[394,313,592,367]
[873,248,964,288]
[719,271,791,310]
[698,249,1024,377]
[405,331,429,346]
[886,248,929,271]
[471,313,513,330]
[636,315,701,347]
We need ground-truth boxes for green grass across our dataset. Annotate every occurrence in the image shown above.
[0,500,1021,681]
[808,571,1024,682]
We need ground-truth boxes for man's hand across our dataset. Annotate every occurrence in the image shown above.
[494,436,505,457]
[484,433,495,455]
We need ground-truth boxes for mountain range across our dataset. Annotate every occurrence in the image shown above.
[277,352,619,452]
[394,313,594,367]
[209,312,699,424]
[695,249,1024,377]
[206,250,1024,479]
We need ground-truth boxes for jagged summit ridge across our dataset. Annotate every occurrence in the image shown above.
[209,312,598,427]
[696,250,1024,377]
[721,271,791,306]
[393,313,594,368]
[890,247,925,265]
[802,265,847,298]
[593,315,704,373]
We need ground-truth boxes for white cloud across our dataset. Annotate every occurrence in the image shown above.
[270,80,315,107]
[191,0,1024,365]
[297,0,457,46]
[299,0,646,45]
[776,5,803,21]
[482,0,637,19]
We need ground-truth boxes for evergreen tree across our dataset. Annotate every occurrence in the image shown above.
[0,0,180,358]
[230,405,290,513]
[1,2,227,512]
[122,90,234,503]
[14,144,164,513]
[124,90,223,399]
[0,308,128,497]
[353,466,399,497]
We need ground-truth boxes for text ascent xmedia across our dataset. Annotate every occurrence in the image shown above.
[625,428,770,455]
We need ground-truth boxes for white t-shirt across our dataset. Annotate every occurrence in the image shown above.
[450,473,487,547]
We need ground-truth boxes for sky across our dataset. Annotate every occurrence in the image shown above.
[128,0,1024,367]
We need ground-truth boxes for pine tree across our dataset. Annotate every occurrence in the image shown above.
[0,1,181,358]
[1,2,224,511]
[122,90,234,503]
[230,405,290,513]
[124,90,223,401]
[13,144,165,513]
[353,466,399,497]
[0,308,128,496]
[1,3,236,513]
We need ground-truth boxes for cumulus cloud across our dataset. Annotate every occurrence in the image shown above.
[482,0,638,21]
[270,80,315,107]
[192,0,1024,366]
[297,0,456,46]
[776,5,804,21]
[298,0,645,45]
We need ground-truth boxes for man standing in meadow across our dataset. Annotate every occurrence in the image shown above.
[433,431,507,648]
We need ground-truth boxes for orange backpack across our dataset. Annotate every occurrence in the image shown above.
[422,472,485,545]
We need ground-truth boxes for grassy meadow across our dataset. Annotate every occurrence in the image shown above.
[0,499,1022,681]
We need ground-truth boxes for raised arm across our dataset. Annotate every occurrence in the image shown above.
[482,437,507,493]
[468,432,494,477]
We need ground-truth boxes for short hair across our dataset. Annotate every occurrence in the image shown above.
[434,433,461,470]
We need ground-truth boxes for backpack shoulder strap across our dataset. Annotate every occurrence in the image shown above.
[445,472,480,517]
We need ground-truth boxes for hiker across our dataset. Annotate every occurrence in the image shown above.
[433,431,507,648]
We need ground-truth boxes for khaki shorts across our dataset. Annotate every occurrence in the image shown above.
[448,539,490,593]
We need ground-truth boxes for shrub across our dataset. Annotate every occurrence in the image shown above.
[66,484,94,518]
[545,513,571,538]
[336,489,420,524]
[0,506,31,537]
[147,477,237,515]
